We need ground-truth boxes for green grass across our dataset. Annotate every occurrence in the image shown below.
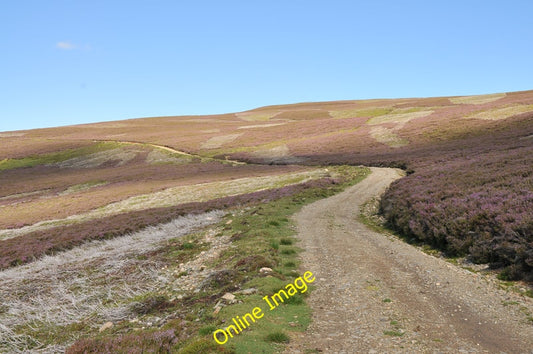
[280,238,293,245]
[0,142,123,171]
[198,325,218,336]
[185,165,369,352]
[383,330,404,337]
[265,331,290,343]
[56,165,369,353]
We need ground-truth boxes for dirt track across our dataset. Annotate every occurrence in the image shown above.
[286,167,533,353]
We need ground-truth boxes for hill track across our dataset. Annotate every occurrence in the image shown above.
[93,140,246,165]
[286,167,533,353]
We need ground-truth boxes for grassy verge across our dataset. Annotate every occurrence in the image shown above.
[63,166,369,353]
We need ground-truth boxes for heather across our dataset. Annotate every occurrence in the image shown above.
[66,330,178,354]
[0,177,340,270]
[0,167,366,353]
[380,142,533,280]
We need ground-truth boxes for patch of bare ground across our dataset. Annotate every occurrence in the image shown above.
[286,168,533,353]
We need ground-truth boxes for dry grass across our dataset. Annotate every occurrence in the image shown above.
[237,122,287,129]
[370,126,409,148]
[467,104,533,121]
[450,93,506,105]
[0,211,222,353]
[200,133,243,149]
[236,111,279,121]
[58,181,109,196]
[0,132,25,137]
[0,140,307,229]
[0,168,326,239]
[366,109,433,125]
[329,107,393,119]
[55,148,139,169]
[251,144,306,164]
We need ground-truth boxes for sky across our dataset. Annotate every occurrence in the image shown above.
[1,0,532,132]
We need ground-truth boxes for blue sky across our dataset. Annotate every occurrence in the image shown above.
[1,1,532,132]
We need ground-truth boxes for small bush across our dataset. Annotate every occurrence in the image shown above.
[265,331,290,343]
[181,242,196,250]
[130,295,173,315]
[383,330,404,337]
[200,270,241,291]
[178,338,232,354]
[234,255,273,272]
[66,329,177,354]
[285,294,304,305]
[198,325,218,336]
[280,238,293,245]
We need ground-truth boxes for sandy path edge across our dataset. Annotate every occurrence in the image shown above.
[285,167,533,353]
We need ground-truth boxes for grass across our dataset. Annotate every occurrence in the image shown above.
[0,212,222,352]
[173,166,369,352]
[383,330,404,337]
[6,89,533,351]
[449,93,506,105]
[265,331,290,343]
[0,142,122,171]
[467,104,533,121]
[330,107,394,119]
[5,165,368,353]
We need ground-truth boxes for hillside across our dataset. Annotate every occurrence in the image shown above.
[0,90,532,352]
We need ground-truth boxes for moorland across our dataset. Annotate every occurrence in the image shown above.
[0,90,531,352]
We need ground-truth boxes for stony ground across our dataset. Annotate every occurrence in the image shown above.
[285,167,533,353]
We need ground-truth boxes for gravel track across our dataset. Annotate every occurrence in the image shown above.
[286,167,533,353]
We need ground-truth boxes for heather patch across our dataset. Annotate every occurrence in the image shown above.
[380,144,533,280]
[0,169,325,240]
[2,167,366,352]
[0,175,339,269]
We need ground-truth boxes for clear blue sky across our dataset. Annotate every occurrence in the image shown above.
[1,1,532,132]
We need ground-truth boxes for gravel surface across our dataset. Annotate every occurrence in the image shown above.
[286,167,533,353]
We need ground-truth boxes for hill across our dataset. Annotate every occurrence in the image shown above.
[0,89,532,352]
